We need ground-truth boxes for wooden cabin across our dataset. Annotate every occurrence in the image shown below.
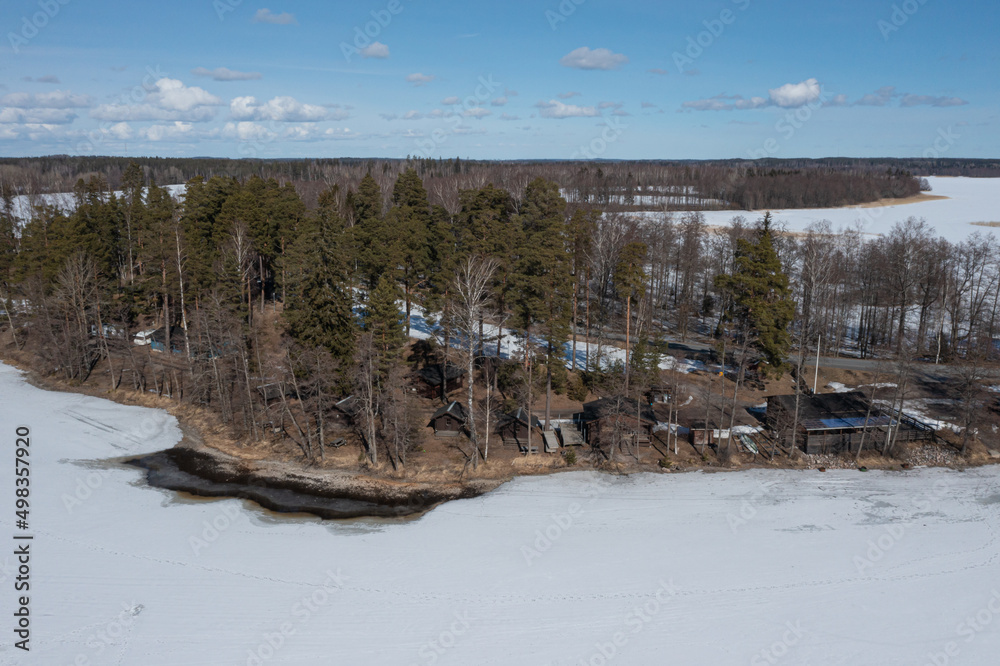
[414,363,466,400]
[429,401,467,437]
[581,398,657,448]
[496,408,543,451]
[767,391,933,455]
[331,396,359,427]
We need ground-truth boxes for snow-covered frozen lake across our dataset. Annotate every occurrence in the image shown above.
[1,360,999,665]
[650,176,1000,243]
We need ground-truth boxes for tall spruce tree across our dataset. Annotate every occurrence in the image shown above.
[714,212,794,375]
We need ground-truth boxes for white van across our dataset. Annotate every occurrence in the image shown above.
[133,328,158,346]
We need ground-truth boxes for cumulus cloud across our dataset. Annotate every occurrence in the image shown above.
[222,121,277,142]
[682,79,823,111]
[230,95,332,122]
[500,113,520,121]
[360,42,390,59]
[641,101,658,109]
[769,78,822,108]
[406,73,435,86]
[463,107,491,119]
[143,122,196,142]
[402,110,423,120]
[441,96,460,105]
[191,67,263,81]
[91,78,222,122]
[253,9,296,24]
[560,47,629,71]
[491,97,507,107]
[536,100,599,119]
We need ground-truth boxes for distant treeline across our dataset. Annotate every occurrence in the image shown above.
[2,155,992,212]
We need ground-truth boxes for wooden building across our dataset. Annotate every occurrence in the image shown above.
[496,408,543,451]
[429,401,467,437]
[767,391,934,455]
[581,398,658,448]
[414,363,466,400]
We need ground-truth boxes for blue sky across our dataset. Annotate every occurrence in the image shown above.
[0,0,996,160]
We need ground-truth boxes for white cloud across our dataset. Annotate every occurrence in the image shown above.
[682,94,768,111]
[536,100,599,119]
[403,110,423,120]
[406,73,435,86]
[253,9,296,24]
[441,96,460,105]
[230,95,331,122]
[360,42,390,59]
[641,101,657,109]
[463,107,491,119]
[91,79,222,122]
[648,68,669,76]
[558,91,581,99]
[22,75,60,84]
[143,122,195,142]
[769,78,821,108]
[491,97,507,107]
[500,113,520,121]
[106,122,133,140]
[222,121,277,142]
[191,67,263,81]
[1,90,90,108]
[560,47,629,71]
[598,101,622,110]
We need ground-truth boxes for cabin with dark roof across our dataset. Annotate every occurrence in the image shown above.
[414,363,466,400]
[767,391,934,455]
[496,408,543,451]
[581,397,658,448]
[428,401,467,437]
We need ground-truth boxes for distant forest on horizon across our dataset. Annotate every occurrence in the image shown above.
[1,155,997,214]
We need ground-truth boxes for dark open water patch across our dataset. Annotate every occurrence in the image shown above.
[127,449,438,520]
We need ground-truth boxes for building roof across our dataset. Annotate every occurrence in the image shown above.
[417,363,466,385]
[769,391,890,431]
[498,407,542,429]
[430,401,467,423]
[334,395,358,416]
[150,326,186,344]
[583,397,657,424]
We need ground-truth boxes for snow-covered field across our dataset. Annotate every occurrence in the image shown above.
[2,360,1000,665]
[653,177,1000,243]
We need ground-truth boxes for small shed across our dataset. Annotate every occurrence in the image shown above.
[332,396,359,427]
[429,401,467,437]
[581,398,658,448]
[645,385,672,404]
[497,408,543,450]
[414,363,466,400]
